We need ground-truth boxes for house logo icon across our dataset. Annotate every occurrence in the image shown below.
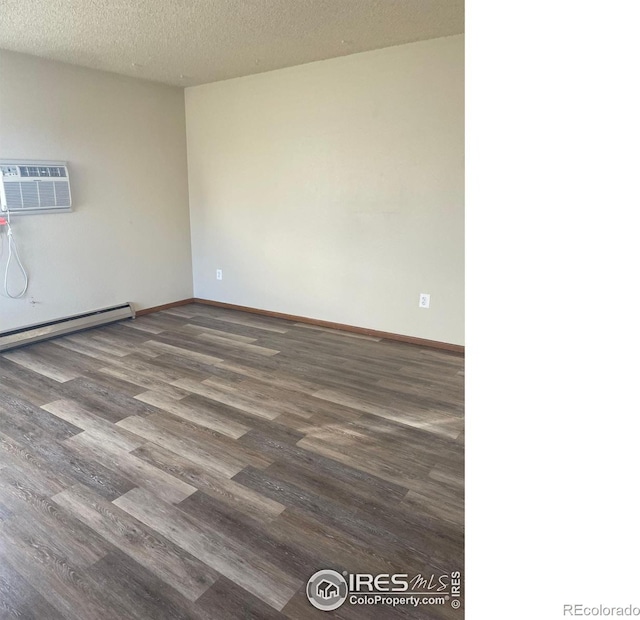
[306,569,348,611]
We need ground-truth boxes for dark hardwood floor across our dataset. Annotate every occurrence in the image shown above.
[0,303,464,619]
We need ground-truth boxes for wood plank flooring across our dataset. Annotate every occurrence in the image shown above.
[0,303,464,619]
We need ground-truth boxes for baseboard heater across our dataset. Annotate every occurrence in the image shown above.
[0,302,135,352]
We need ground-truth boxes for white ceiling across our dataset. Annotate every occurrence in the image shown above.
[0,0,464,87]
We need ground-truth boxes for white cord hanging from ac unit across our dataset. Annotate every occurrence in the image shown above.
[1,210,29,299]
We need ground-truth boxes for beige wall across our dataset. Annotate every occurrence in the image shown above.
[186,35,464,345]
[0,50,193,331]
[1,37,464,344]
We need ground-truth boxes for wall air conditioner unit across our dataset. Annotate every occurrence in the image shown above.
[0,160,72,215]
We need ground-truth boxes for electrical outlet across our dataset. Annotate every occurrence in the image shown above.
[216,269,223,280]
[419,293,430,309]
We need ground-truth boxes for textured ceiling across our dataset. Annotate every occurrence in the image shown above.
[0,0,464,87]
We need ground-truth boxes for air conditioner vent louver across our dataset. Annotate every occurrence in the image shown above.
[0,160,72,215]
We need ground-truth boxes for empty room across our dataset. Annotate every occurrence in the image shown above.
[0,2,464,618]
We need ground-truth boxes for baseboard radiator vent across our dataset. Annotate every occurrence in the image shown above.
[0,302,135,352]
